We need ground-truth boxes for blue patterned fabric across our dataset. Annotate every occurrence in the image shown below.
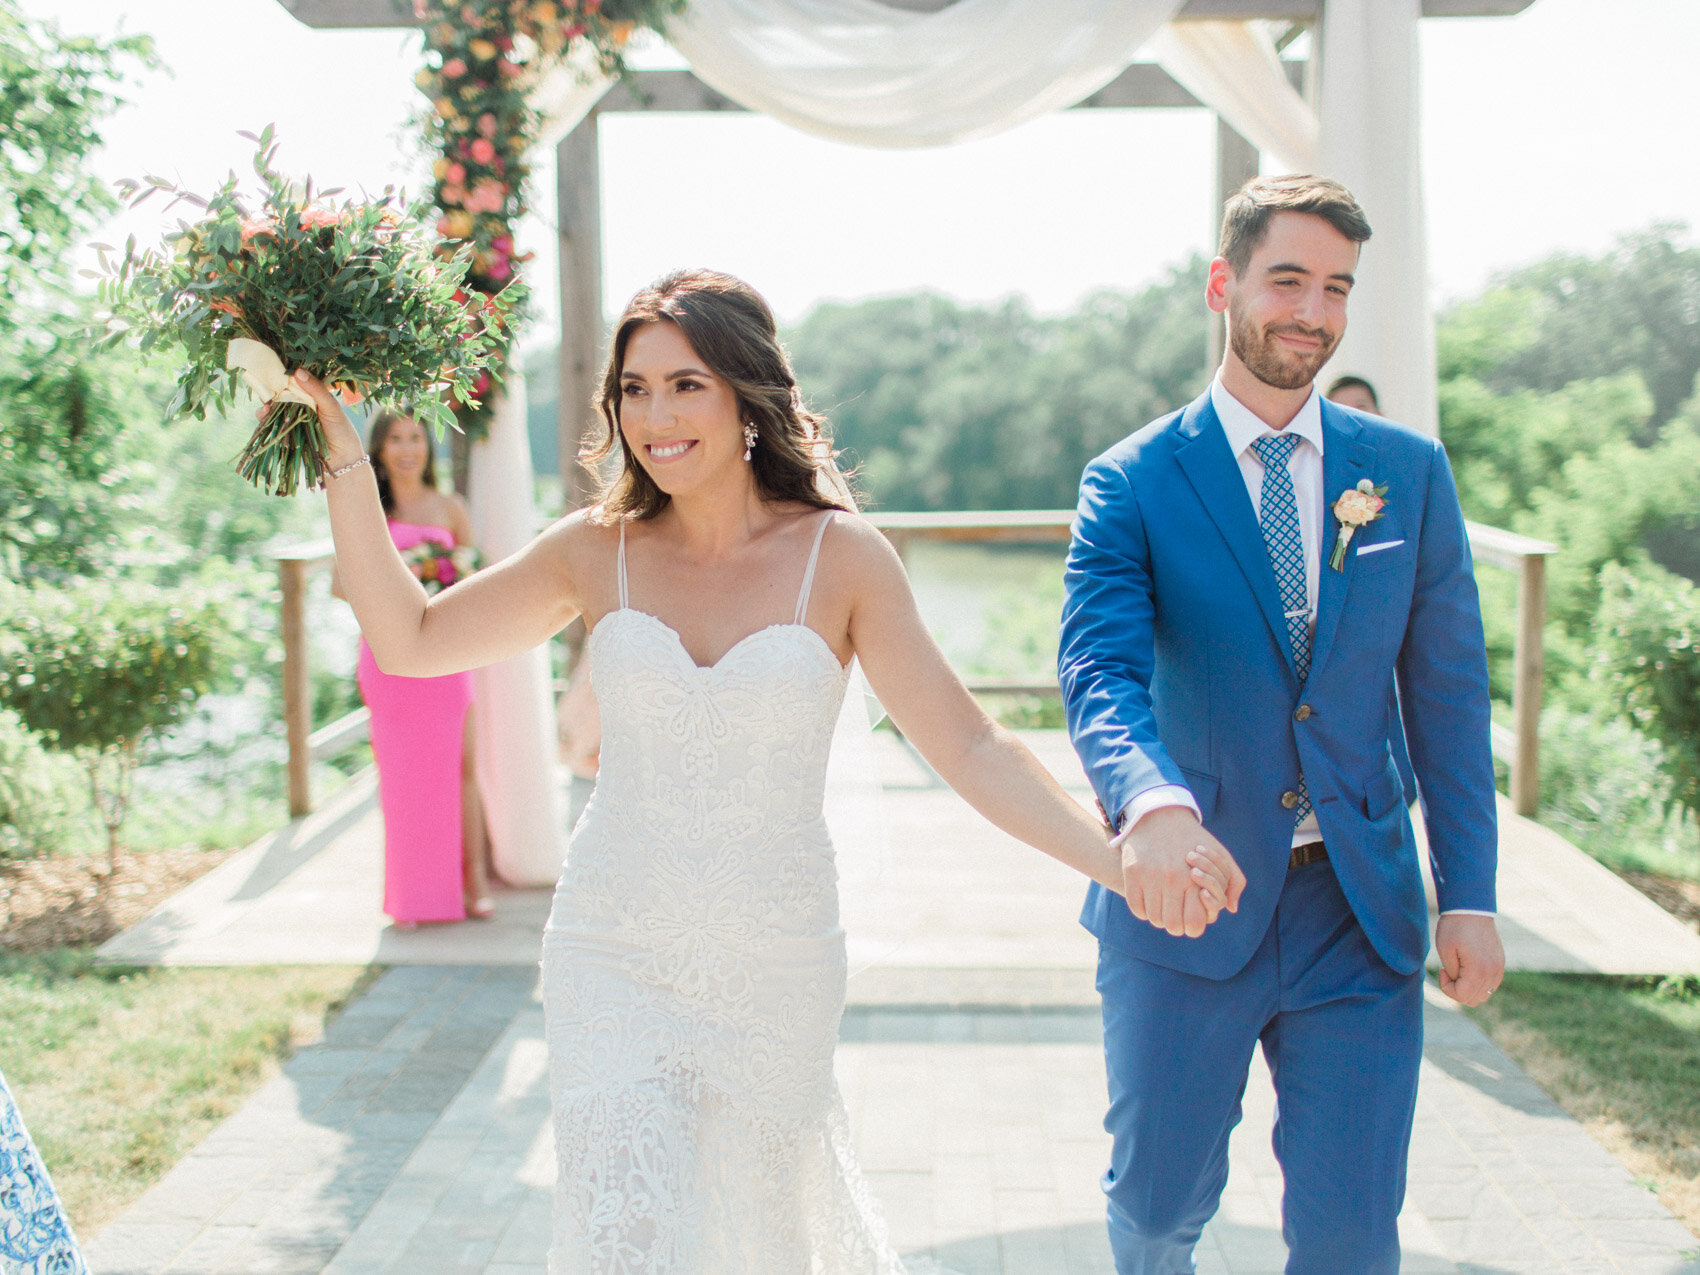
[0,1069,85,1275]
[1251,432,1312,824]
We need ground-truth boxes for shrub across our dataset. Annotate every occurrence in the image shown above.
[0,708,92,861]
[1601,562,1700,824]
[0,580,230,866]
[1534,703,1695,873]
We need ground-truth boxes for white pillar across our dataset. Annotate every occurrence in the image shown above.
[1318,0,1438,436]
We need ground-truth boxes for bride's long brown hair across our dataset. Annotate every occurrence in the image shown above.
[583,269,858,523]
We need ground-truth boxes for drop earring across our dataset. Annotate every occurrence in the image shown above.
[743,421,758,461]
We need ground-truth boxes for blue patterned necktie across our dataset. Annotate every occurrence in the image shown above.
[1251,432,1312,824]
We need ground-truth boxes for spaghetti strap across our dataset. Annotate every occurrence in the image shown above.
[616,521,629,610]
[793,512,834,626]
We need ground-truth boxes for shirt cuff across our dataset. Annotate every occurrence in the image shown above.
[1118,784,1201,832]
[1438,909,1497,918]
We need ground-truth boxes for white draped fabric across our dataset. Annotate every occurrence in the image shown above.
[467,380,567,887]
[667,0,1185,148]
[1150,21,1317,172]
[1316,0,1437,435]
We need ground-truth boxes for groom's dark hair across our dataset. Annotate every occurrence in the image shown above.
[1219,175,1372,275]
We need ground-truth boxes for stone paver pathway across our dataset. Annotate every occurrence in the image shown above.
[83,731,1700,1270]
[86,968,1699,1274]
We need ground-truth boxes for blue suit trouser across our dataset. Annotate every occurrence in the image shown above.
[1095,859,1423,1274]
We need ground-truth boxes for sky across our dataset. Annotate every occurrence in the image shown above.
[23,0,1700,349]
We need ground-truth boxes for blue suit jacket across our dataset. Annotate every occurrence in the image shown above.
[1059,391,1497,979]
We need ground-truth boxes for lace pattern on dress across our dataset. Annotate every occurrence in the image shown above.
[542,514,919,1274]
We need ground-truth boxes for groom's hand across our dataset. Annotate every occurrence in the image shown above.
[1434,913,1504,1006]
[1115,807,1245,938]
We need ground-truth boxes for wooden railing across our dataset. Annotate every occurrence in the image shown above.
[276,538,368,818]
[277,512,1556,817]
[1462,521,1559,816]
[866,511,1560,816]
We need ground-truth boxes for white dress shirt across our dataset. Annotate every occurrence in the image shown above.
[1115,377,1495,918]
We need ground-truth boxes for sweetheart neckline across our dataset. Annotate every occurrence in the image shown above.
[592,607,850,675]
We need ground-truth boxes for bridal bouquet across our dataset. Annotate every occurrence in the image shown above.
[96,128,521,496]
[404,541,481,594]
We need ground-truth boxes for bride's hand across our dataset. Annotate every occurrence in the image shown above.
[289,369,366,469]
[1183,845,1238,926]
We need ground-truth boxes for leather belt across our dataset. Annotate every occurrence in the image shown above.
[1288,841,1328,869]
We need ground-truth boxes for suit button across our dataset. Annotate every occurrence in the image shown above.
[1280,791,1300,810]
[1294,704,1312,721]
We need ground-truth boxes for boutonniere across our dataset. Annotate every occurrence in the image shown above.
[1330,478,1389,570]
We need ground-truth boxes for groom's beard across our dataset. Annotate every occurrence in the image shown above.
[1229,312,1340,391]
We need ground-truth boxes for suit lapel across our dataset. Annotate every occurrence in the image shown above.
[1173,393,1297,680]
[1308,401,1380,683]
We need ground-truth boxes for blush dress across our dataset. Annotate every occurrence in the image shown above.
[356,520,473,924]
[541,512,920,1274]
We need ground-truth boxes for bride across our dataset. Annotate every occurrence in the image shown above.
[305,268,1245,1273]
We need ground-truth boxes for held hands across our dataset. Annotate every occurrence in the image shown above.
[1114,806,1247,938]
[1433,913,1505,1007]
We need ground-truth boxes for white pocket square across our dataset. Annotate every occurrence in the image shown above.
[1357,538,1404,557]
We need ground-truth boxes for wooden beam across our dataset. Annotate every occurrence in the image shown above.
[1069,63,1201,111]
[597,70,747,113]
[277,0,1536,27]
[593,64,1207,114]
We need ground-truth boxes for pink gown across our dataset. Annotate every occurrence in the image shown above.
[357,520,473,923]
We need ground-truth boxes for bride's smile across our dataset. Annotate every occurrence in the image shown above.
[618,320,746,489]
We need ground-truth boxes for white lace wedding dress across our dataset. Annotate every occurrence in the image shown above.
[541,512,912,1274]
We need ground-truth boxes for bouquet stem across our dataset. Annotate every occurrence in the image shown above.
[235,402,332,498]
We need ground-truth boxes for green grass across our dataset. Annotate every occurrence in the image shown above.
[1468,972,1700,1235]
[0,948,377,1236]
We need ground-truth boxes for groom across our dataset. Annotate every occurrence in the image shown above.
[1059,175,1503,1273]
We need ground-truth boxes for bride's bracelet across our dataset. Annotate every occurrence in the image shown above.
[322,453,372,485]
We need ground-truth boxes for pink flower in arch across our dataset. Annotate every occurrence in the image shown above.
[469,137,496,165]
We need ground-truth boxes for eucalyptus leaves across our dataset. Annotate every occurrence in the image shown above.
[95,128,521,496]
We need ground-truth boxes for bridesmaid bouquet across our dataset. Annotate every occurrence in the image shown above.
[95,127,521,497]
[404,541,481,594]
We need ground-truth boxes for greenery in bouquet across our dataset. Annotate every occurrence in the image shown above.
[95,127,523,497]
[403,539,482,594]
[413,0,686,435]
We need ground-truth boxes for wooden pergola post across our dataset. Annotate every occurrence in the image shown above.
[279,556,313,818]
[557,111,605,510]
[1208,117,1260,369]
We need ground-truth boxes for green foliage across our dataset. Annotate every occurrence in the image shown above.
[1532,702,1698,877]
[0,582,228,755]
[0,581,232,862]
[0,302,170,582]
[789,258,1209,510]
[1600,563,1700,823]
[1477,227,1700,433]
[0,709,94,862]
[0,3,158,580]
[0,2,153,326]
[98,128,520,495]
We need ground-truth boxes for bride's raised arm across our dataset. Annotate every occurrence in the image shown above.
[298,369,585,678]
[831,514,1246,934]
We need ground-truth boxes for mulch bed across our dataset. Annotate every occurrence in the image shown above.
[1619,871,1700,935]
[0,848,238,955]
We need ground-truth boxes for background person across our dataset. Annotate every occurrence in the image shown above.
[338,409,495,926]
[1326,373,1381,415]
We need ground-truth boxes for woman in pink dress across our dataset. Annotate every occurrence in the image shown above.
[347,409,494,925]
